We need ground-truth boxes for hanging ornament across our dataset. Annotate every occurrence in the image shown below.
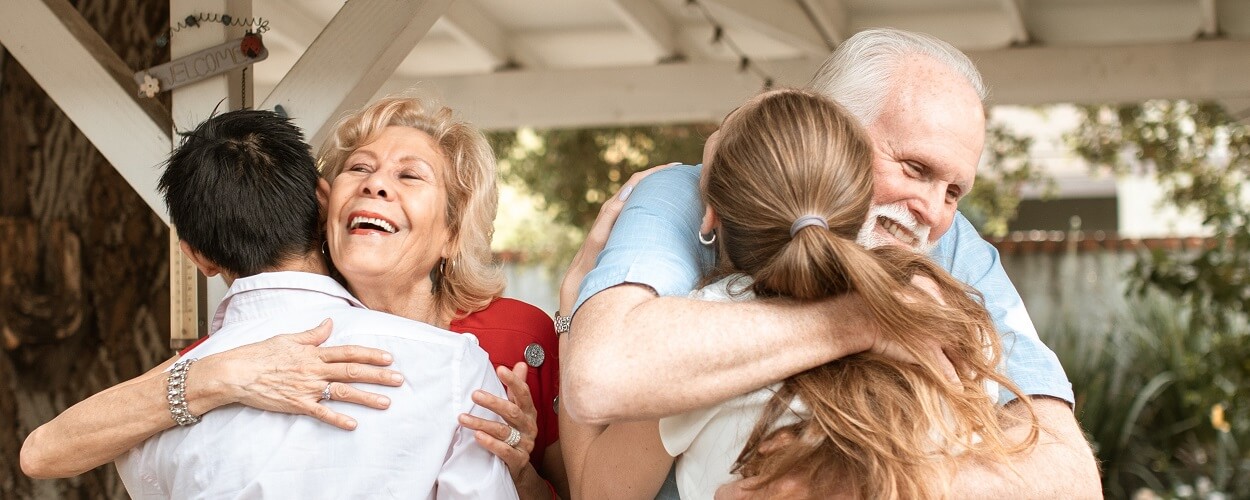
[132,35,268,98]
[138,74,161,98]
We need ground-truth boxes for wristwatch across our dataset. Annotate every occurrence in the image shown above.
[553,311,572,335]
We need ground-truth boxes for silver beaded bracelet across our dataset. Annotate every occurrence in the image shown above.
[167,358,201,426]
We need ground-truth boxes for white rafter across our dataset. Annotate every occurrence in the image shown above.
[606,0,679,61]
[1000,0,1030,44]
[0,0,172,223]
[797,0,847,47]
[382,40,1250,131]
[260,0,453,147]
[443,0,512,69]
[700,0,831,55]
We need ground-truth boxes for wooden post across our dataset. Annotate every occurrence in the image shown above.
[167,0,252,348]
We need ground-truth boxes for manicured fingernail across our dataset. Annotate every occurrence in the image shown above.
[381,353,393,363]
[377,396,390,407]
[458,414,470,424]
[391,373,404,384]
[618,184,634,201]
[319,318,330,327]
[345,419,357,430]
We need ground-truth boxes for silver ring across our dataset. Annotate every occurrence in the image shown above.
[320,383,333,402]
[504,426,521,448]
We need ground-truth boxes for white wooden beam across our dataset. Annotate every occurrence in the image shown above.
[0,0,172,223]
[700,0,832,55]
[797,0,848,47]
[606,0,679,61]
[384,40,1250,131]
[1000,0,1030,45]
[1198,0,1219,38]
[443,0,511,69]
[259,0,453,148]
[972,40,1250,106]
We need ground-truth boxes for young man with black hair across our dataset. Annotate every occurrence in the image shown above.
[114,109,517,498]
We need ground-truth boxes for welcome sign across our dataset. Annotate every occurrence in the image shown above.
[133,35,268,98]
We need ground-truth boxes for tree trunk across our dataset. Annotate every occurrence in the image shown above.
[1,1,170,498]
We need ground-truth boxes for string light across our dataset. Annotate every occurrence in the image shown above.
[686,0,776,91]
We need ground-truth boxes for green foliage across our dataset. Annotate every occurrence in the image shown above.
[489,124,715,231]
[1060,100,1250,498]
[960,122,1055,237]
[1067,101,1250,331]
[1047,292,1249,499]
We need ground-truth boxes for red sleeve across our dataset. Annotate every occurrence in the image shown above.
[177,336,209,357]
[450,298,560,469]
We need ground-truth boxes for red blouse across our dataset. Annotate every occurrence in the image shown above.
[450,297,560,467]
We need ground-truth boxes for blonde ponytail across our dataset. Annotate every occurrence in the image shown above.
[704,89,1038,499]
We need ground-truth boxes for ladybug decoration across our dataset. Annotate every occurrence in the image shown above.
[240,33,264,59]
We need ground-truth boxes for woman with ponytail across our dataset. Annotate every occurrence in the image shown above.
[657,88,1039,499]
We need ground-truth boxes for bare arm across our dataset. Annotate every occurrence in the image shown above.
[561,411,672,499]
[950,397,1101,498]
[19,320,401,478]
[563,285,875,425]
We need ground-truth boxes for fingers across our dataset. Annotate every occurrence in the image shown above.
[318,343,395,367]
[303,401,359,431]
[936,346,962,387]
[497,363,534,412]
[471,390,535,436]
[471,429,530,476]
[289,318,333,346]
[461,412,534,476]
[326,381,393,410]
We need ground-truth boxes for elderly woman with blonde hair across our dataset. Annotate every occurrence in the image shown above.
[21,96,566,499]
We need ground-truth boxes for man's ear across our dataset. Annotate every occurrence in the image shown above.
[178,240,222,278]
[700,205,719,235]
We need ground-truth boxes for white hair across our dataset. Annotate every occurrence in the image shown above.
[807,28,987,125]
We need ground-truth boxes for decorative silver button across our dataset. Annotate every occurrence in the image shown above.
[524,342,545,368]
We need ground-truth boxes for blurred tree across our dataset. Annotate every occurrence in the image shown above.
[1069,100,1249,329]
[489,124,715,230]
[1066,100,1250,497]
[960,122,1055,237]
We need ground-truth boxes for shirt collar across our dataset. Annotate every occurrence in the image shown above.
[210,271,366,334]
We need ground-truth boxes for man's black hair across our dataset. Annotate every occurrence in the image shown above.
[159,109,320,278]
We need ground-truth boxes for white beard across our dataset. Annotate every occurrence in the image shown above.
[856,203,935,253]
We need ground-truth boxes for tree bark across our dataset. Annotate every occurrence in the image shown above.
[0,1,170,498]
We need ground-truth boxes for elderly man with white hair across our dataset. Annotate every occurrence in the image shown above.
[559,28,1101,499]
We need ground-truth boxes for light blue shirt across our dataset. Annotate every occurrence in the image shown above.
[575,165,1074,405]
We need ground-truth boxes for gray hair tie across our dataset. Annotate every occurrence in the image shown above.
[790,215,828,237]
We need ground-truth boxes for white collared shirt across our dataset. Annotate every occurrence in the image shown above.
[116,271,518,500]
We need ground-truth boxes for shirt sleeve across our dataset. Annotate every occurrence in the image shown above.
[573,164,716,313]
[931,212,1075,405]
[437,344,520,500]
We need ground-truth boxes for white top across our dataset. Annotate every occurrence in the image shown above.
[116,271,518,500]
[659,275,998,500]
[658,276,804,500]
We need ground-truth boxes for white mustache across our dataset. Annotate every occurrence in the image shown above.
[856,203,934,253]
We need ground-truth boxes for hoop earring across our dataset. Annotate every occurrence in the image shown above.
[698,229,717,246]
[321,241,330,257]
